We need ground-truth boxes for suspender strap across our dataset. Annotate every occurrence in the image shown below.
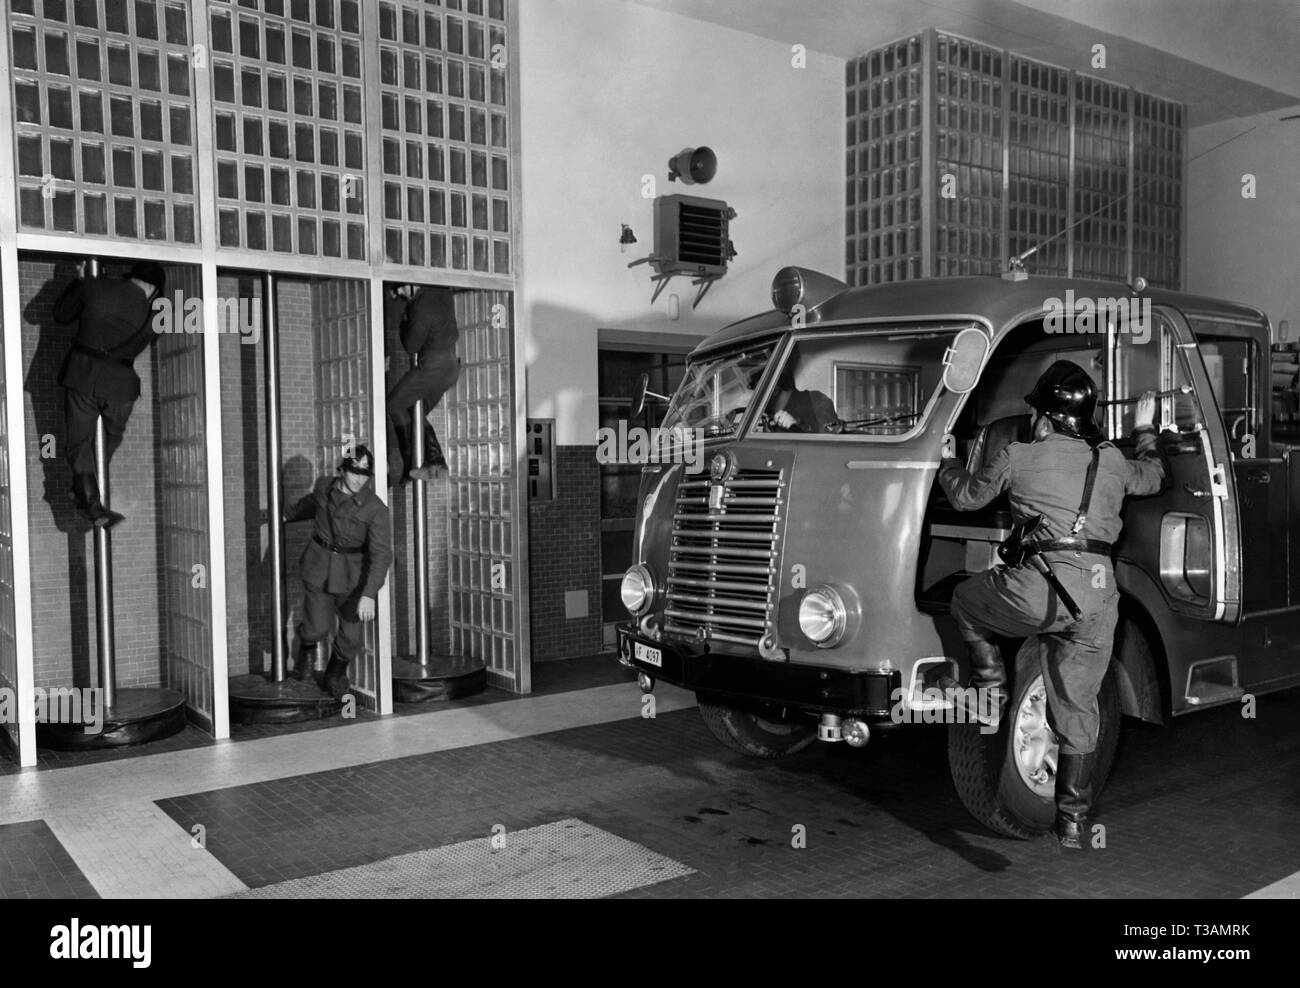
[1069,445,1102,537]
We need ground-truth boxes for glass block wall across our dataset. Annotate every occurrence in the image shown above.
[1131,91,1183,291]
[1007,56,1070,276]
[846,30,1184,289]
[844,34,924,284]
[9,0,199,241]
[445,290,523,691]
[209,0,368,257]
[6,0,515,276]
[934,34,1003,277]
[378,0,512,274]
[1072,74,1128,282]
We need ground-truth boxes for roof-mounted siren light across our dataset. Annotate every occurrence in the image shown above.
[771,266,848,317]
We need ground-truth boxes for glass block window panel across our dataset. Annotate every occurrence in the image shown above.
[379,0,512,273]
[1007,57,1070,276]
[844,34,924,286]
[208,0,367,259]
[1073,74,1129,282]
[933,33,1003,278]
[446,291,523,689]
[8,0,198,242]
[1131,91,1183,290]
[156,265,215,727]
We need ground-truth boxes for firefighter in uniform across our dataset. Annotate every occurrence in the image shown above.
[53,260,167,528]
[385,286,461,486]
[937,361,1165,849]
[284,445,393,699]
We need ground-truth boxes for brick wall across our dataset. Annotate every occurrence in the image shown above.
[21,254,165,690]
[527,444,602,661]
[220,275,321,675]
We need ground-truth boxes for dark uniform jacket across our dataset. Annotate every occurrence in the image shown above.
[939,427,1166,566]
[400,287,459,360]
[782,388,838,433]
[286,477,393,597]
[53,276,157,402]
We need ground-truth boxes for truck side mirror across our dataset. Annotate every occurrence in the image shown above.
[632,373,650,418]
[942,327,990,394]
[631,372,669,418]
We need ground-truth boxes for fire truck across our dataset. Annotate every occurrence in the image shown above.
[617,267,1298,837]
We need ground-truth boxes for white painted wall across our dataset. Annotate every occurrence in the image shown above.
[517,0,844,444]
[1186,105,1300,337]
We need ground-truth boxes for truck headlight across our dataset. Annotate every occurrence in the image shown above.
[799,586,847,647]
[621,564,656,617]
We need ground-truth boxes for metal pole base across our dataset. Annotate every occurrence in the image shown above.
[227,673,343,725]
[35,687,186,751]
[391,653,487,704]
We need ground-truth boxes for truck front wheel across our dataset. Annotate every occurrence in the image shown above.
[946,638,1121,839]
[698,697,817,759]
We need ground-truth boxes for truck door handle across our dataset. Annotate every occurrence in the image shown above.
[1183,484,1211,498]
[1245,469,1271,484]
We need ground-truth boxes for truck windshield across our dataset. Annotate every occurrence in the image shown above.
[752,328,962,438]
[661,344,776,438]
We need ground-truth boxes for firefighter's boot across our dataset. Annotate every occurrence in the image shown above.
[71,472,125,529]
[322,655,352,701]
[388,421,412,487]
[409,423,447,481]
[967,640,1008,729]
[1053,751,1096,850]
[291,639,316,681]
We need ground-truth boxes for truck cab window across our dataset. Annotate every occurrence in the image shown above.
[1198,334,1256,454]
[754,328,959,439]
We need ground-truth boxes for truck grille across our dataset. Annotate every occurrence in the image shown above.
[664,467,783,648]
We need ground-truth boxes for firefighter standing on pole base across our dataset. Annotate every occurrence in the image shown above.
[936,361,1165,849]
[284,444,392,699]
[53,259,167,529]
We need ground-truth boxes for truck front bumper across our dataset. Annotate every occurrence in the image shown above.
[617,624,898,717]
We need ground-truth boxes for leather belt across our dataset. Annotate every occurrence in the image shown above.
[313,532,362,555]
[74,340,134,367]
[1033,538,1113,556]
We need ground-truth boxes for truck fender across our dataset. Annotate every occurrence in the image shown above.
[1113,561,1175,725]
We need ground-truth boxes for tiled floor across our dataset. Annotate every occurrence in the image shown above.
[2,653,1299,899]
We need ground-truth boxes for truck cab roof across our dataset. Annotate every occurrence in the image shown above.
[693,274,1270,358]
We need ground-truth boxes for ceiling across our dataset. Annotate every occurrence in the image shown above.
[627,0,1300,125]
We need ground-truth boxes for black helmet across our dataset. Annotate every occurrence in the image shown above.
[340,444,374,477]
[127,261,166,296]
[1024,360,1102,440]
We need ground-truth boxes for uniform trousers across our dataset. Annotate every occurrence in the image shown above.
[65,389,134,477]
[298,586,365,663]
[951,556,1118,755]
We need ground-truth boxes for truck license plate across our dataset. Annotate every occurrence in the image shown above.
[633,642,662,667]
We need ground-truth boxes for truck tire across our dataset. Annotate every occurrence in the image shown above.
[947,638,1121,838]
[698,697,817,759]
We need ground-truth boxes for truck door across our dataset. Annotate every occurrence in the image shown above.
[1109,306,1240,625]
[1188,325,1286,614]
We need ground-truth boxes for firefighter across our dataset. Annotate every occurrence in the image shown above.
[385,286,461,486]
[768,361,838,434]
[284,444,393,700]
[936,360,1165,849]
[52,259,167,528]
